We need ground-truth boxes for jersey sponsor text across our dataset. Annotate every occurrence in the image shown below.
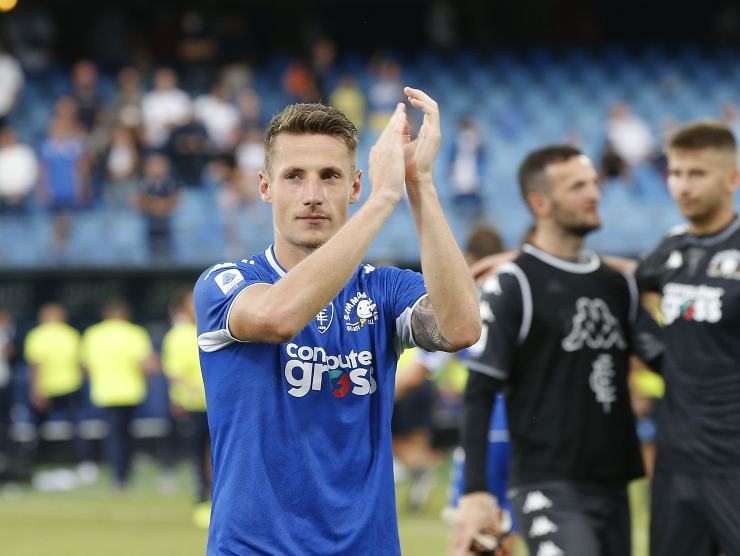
[284,343,377,398]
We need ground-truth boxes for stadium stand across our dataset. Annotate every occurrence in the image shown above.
[3,44,740,268]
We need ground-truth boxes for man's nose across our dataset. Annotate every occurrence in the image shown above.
[302,177,325,205]
[588,181,601,201]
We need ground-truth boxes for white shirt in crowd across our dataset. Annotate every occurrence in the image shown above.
[0,53,24,118]
[141,88,192,148]
[607,113,655,167]
[194,94,240,152]
[0,143,38,201]
[451,128,483,195]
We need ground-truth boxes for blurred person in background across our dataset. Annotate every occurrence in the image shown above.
[23,303,96,484]
[38,106,90,257]
[0,41,24,128]
[392,347,443,512]
[194,82,240,155]
[164,107,211,187]
[161,288,210,527]
[110,67,144,137]
[309,38,337,101]
[635,121,740,556]
[606,101,655,170]
[103,124,141,209]
[81,298,157,490]
[367,56,404,134]
[0,306,14,479]
[136,153,180,263]
[629,362,664,482]
[448,116,486,220]
[454,146,664,556]
[141,68,192,150]
[282,59,321,104]
[329,75,366,134]
[209,154,252,259]
[70,60,102,133]
[0,126,39,212]
[237,88,263,132]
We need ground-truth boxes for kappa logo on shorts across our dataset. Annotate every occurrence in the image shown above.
[315,303,334,334]
[522,491,553,514]
[529,516,559,538]
[344,292,378,332]
[536,541,564,556]
[214,269,244,295]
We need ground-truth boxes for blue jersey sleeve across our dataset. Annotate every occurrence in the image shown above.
[194,261,273,352]
[373,266,427,351]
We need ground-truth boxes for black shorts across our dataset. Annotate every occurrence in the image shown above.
[651,469,740,556]
[508,479,630,556]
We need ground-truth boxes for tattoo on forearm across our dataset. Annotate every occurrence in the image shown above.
[411,297,452,352]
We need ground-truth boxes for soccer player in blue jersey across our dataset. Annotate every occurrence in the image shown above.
[193,88,481,555]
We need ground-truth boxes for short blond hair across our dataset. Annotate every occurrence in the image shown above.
[264,103,358,173]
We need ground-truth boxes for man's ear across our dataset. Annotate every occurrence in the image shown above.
[527,191,550,218]
[258,170,272,203]
[349,170,362,204]
[729,167,740,192]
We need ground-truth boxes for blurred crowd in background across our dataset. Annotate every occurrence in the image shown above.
[2,2,740,266]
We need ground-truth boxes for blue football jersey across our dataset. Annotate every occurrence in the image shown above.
[193,245,427,556]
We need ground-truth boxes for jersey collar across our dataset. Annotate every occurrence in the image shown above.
[522,243,601,274]
[264,245,287,277]
[686,214,740,246]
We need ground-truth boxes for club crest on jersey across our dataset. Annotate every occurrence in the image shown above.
[666,250,683,269]
[707,249,740,280]
[589,354,617,413]
[561,298,627,352]
[214,269,244,295]
[344,292,378,331]
[315,303,334,334]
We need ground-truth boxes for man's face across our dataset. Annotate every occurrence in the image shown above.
[542,155,602,236]
[667,148,738,225]
[259,133,361,251]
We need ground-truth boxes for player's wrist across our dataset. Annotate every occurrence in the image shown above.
[366,189,402,208]
[406,178,437,200]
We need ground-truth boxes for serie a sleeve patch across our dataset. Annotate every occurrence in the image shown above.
[214,269,245,295]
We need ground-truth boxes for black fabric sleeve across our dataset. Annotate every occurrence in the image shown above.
[465,270,524,380]
[635,237,672,293]
[630,305,665,373]
[462,371,504,494]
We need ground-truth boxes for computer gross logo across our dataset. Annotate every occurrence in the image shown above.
[283,343,377,398]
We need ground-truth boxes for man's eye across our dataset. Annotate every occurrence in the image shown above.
[286,173,301,180]
[322,172,339,180]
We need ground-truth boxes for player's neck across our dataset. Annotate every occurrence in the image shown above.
[272,238,316,271]
[529,226,585,260]
[688,207,737,237]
